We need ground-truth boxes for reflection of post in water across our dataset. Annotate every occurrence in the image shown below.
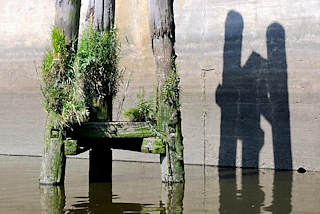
[40,185,65,214]
[161,183,185,214]
[66,183,144,213]
[88,183,113,213]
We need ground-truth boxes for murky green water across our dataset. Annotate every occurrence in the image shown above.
[0,155,319,213]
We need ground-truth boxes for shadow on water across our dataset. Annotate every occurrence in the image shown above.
[39,170,293,214]
[216,10,293,214]
[218,168,293,214]
[1,156,314,213]
[39,182,185,214]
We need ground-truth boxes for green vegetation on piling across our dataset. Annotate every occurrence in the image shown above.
[41,27,88,129]
[41,25,122,128]
[123,60,182,144]
[76,25,122,118]
[123,90,156,122]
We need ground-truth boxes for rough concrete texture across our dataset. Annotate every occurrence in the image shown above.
[0,0,320,171]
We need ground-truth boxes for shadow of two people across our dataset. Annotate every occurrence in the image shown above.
[216,10,293,214]
[216,10,292,170]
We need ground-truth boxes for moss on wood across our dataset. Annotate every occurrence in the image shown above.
[40,111,66,185]
[64,139,78,155]
[77,122,155,139]
[141,137,165,154]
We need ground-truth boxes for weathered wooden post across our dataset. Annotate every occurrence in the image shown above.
[148,0,185,183]
[86,0,116,183]
[40,0,81,185]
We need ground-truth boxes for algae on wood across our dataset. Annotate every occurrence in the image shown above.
[148,0,185,183]
[40,112,66,185]
[77,122,155,139]
[141,137,165,154]
[65,122,164,155]
[64,139,78,155]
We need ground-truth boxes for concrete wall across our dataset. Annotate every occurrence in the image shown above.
[0,0,319,171]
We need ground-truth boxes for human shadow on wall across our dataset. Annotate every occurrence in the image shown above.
[216,10,293,214]
[215,10,292,170]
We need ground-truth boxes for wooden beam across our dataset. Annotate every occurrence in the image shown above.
[65,122,165,155]
[77,122,155,139]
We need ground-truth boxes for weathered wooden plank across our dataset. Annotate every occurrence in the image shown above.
[77,122,155,139]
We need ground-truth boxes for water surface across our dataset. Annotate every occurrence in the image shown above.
[0,156,319,213]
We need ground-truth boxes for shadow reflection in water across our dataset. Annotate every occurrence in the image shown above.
[0,157,316,213]
[218,168,292,214]
[39,169,293,214]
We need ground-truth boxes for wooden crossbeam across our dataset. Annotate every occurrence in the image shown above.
[77,122,155,139]
[64,122,165,155]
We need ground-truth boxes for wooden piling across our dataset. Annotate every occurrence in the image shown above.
[86,0,116,183]
[148,0,185,183]
[39,0,81,185]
